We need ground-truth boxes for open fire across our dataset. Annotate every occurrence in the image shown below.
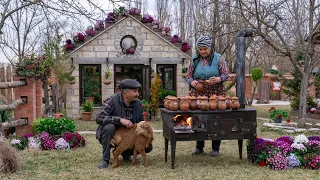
[173,115,192,131]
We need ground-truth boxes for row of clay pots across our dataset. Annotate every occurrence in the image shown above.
[164,95,240,111]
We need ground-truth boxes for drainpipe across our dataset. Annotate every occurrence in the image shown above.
[236,28,253,108]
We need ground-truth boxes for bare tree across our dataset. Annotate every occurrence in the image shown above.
[238,0,320,127]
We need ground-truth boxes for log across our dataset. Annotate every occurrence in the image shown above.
[0,99,26,111]
[2,119,28,129]
[0,81,27,89]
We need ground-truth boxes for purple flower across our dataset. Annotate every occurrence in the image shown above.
[308,136,320,141]
[287,153,300,169]
[23,133,33,139]
[63,132,73,142]
[276,136,293,145]
[275,141,293,155]
[66,39,72,44]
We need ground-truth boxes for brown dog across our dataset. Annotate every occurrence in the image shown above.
[111,121,153,168]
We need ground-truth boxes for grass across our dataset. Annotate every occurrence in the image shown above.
[7,105,319,179]
[2,120,320,180]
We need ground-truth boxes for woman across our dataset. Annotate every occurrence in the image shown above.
[186,35,229,157]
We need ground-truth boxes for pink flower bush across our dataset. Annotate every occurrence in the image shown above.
[94,20,104,31]
[73,32,85,42]
[37,131,55,150]
[171,35,182,43]
[266,151,288,170]
[64,39,75,51]
[141,14,153,23]
[85,26,95,36]
[181,42,191,52]
[63,132,86,148]
[129,8,141,15]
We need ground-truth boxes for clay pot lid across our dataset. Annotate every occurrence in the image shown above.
[231,97,239,100]
[179,96,188,100]
[189,96,197,100]
[225,95,231,99]
[218,97,226,100]
[197,96,208,100]
[209,96,217,100]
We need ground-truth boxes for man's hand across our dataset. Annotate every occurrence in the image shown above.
[120,118,133,128]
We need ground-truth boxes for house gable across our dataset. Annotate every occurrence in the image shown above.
[70,15,191,60]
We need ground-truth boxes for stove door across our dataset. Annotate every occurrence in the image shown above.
[208,113,244,140]
[191,114,207,132]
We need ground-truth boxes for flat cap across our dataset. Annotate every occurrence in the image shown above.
[119,79,141,89]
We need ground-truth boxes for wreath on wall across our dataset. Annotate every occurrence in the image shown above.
[120,35,137,54]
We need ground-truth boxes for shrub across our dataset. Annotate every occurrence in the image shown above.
[159,89,176,102]
[33,117,75,135]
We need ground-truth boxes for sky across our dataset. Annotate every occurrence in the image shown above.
[0,0,156,64]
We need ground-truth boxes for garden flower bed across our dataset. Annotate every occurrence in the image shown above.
[11,131,86,150]
[248,134,320,170]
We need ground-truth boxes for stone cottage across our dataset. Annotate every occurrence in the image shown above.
[66,15,192,119]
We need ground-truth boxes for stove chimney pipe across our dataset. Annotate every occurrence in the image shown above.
[236,28,253,108]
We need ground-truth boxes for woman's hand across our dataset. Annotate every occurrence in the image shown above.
[191,80,198,88]
[206,77,221,85]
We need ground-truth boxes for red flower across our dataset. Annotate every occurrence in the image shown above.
[143,112,148,116]
[286,119,291,123]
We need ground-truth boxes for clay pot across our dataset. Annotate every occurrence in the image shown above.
[230,97,240,110]
[196,80,205,93]
[225,95,231,109]
[217,97,227,111]
[198,96,209,111]
[188,96,198,110]
[179,97,189,111]
[168,97,179,111]
[164,97,169,109]
[209,95,218,110]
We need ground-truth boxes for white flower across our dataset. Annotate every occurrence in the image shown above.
[290,143,307,151]
[311,108,316,112]
[28,137,40,149]
[294,134,309,144]
[55,138,70,150]
[11,139,21,145]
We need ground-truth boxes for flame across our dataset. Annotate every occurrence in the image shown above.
[186,117,192,126]
[173,115,181,121]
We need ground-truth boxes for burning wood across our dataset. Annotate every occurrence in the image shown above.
[173,115,192,129]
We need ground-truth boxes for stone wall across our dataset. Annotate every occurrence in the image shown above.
[67,16,190,119]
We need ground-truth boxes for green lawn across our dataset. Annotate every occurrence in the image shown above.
[2,117,320,179]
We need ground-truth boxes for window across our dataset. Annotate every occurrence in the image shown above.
[80,65,102,106]
[157,65,176,91]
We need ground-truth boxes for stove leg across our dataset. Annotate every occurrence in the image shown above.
[171,140,176,169]
[238,140,243,159]
[165,138,168,163]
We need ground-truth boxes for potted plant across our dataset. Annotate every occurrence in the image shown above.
[181,67,188,78]
[69,76,76,85]
[268,106,289,123]
[268,69,279,81]
[81,101,93,121]
[104,69,112,85]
